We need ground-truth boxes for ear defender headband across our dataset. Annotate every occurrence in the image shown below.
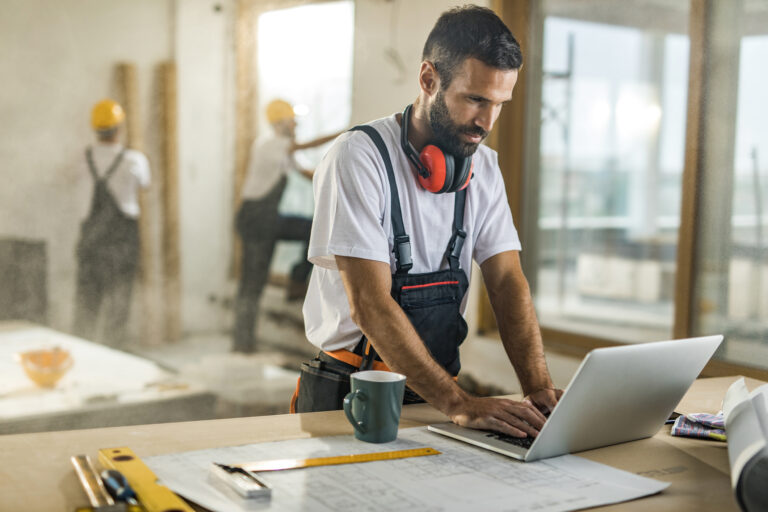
[400,104,473,194]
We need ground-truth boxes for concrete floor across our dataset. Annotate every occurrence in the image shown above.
[136,284,311,418]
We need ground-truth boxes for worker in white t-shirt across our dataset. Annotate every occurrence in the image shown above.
[73,99,150,348]
[233,100,342,353]
[293,6,563,441]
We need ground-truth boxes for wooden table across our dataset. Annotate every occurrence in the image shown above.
[0,376,761,512]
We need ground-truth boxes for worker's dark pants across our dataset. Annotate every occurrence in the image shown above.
[233,188,312,353]
[73,227,139,349]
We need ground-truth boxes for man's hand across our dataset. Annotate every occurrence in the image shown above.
[524,388,564,415]
[449,396,548,438]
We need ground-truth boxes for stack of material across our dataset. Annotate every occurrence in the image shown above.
[723,377,768,511]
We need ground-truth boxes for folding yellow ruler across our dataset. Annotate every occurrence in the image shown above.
[231,446,440,472]
[98,447,194,512]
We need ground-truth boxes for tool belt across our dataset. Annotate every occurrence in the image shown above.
[290,348,425,414]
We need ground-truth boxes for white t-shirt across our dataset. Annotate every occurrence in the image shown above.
[241,133,298,200]
[83,143,150,218]
[303,114,522,352]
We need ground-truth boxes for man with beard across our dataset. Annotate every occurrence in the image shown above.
[293,5,561,440]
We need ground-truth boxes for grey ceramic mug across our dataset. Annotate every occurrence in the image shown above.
[343,370,406,443]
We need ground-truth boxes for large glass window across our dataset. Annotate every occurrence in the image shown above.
[533,2,690,343]
[256,1,353,276]
[693,0,768,369]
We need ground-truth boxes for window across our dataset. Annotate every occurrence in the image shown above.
[256,1,354,276]
[532,2,690,343]
[692,1,768,370]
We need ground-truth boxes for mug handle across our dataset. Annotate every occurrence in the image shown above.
[343,389,367,434]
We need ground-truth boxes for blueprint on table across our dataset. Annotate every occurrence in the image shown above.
[145,427,668,512]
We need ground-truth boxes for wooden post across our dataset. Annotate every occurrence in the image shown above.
[672,1,708,340]
[478,0,535,333]
[232,0,258,279]
[491,0,530,231]
[161,62,182,343]
[674,0,742,342]
[117,62,162,345]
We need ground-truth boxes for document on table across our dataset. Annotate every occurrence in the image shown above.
[145,427,668,512]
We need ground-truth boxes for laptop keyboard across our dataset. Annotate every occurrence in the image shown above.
[484,432,535,449]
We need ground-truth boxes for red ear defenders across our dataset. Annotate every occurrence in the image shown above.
[400,104,473,194]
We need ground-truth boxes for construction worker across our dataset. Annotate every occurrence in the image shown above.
[73,99,150,348]
[293,6,563,440]
[233,100,342,353]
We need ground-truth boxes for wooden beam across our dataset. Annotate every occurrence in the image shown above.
[161,61,181,343]
[672,0,707,339]
[479,0,534,333]
[232,0,258,279]
[116,62,162,345]
[117,64,143,152]
[491,0,529,230]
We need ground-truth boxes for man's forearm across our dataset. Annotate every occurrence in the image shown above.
[494,289,553,395]
[337,255,549,435]
[483,254,553,396]
[336,256,467,412]
[353,294,468,413]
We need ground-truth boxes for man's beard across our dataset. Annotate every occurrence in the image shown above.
[428,91,488,158]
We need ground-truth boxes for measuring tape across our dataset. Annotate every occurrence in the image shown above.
[98,447,194,512]
[233,447,440,472]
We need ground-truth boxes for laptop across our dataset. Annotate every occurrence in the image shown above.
[428,335,723,462]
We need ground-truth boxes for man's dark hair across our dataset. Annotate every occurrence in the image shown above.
[422,5,522,88]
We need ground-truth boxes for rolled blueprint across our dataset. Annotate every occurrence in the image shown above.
[723,378,768,511]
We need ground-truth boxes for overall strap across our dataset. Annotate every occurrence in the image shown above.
[85,147,126,182]
[444,188,467,271]
[103,149,127,182]
[350,125,412,274]
[85,148,98,181]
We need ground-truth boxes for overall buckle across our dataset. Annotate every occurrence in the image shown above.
[446,229,466,262]
[394,235,413,272]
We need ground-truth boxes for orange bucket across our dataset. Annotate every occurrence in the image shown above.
[16,347,73,388]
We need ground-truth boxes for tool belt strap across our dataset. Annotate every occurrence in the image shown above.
[323,349,390,372]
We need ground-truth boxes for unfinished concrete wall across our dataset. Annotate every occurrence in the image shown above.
[175,0,237,333]
[0,0,174,332]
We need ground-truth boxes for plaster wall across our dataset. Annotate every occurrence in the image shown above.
[0,0,174,331]
[175,0,236,333]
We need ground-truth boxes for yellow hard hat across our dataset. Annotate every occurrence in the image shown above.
[91,99,126,130]
[265,99,295,124]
